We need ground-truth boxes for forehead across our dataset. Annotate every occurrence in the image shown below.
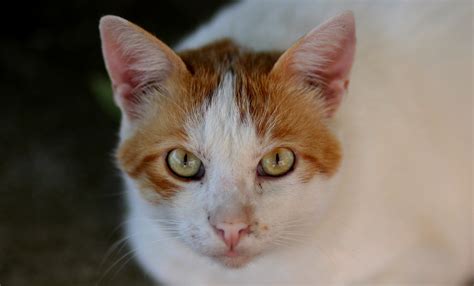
[185,73,265,165]
[177,41,282,160]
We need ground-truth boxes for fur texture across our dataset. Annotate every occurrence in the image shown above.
[100,1,472,284]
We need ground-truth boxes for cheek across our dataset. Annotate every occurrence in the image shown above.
[169,187,204,225]
[254,180,328,236]
[169,188,221,247]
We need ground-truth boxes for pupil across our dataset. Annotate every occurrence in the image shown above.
[183,153,188,166]
[275,152,280,165]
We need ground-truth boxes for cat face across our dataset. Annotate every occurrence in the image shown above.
[100,12,355,267]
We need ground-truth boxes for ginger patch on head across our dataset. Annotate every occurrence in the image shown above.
[230,49,342,182]
[247,80,342,182]
[115,66,221,200]
[116,39,342,202]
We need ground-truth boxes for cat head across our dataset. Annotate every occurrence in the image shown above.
[99,12,355,268]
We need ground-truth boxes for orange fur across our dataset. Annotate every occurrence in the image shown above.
[116,39,341,201]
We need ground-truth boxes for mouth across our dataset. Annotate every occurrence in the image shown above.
[224,249,239,257]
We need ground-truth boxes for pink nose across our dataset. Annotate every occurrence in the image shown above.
[213,222,249,250]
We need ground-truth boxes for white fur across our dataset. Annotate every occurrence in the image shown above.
[124,1,472,284]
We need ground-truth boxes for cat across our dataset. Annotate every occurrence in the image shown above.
[99,1,472,284]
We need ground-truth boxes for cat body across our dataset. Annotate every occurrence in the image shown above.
[100,1,472,284]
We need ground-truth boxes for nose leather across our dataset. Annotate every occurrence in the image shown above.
[214,222,249,249]
[209,203,253,250]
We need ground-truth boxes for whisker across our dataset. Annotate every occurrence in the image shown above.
[98,247,138,285]
[98,225,182,277]
[99,235,131,270]
[98,234,183,285]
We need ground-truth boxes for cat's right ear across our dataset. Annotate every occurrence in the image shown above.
[99,15,188,120]
[270,11,355,117]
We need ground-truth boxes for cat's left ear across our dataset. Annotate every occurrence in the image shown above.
[271,11,356,117]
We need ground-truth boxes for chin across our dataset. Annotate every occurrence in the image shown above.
[213,254,253,269]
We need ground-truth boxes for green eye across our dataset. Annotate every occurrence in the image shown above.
[258,148,295,177]
[167,149,204,179]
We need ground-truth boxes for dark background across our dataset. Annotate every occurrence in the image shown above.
[0,1,229,285]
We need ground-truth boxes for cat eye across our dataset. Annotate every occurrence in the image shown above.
[257,148,295,177]
[167,149,205,179]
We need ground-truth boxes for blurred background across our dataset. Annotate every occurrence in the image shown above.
[0,1,229,285]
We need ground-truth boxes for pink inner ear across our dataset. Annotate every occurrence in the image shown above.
[103,38,143,116]
[100,22,153,119]
[314,21,355,116]
[106,42,135,90]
